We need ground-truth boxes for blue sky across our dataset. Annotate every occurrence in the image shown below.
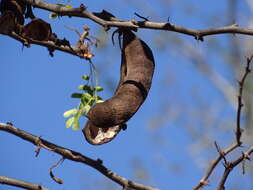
[1,1,253,190]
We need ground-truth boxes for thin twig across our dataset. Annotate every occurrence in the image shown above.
[0,123,158,190]
[193,55,253,190]
[0,175,48,190]
[193,142,239,190]
[236,55,252,144]
[216,146,253,190]
[49,157,64,184]
[215,55,253,190]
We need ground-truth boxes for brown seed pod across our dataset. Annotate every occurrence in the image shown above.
[82,30,155,145]
[0,0,26,25]
[21,18,52,41]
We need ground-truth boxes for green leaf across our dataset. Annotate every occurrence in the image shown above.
[82,92,92,100]
[65,117,75,128]
[72,111,81,130]
[78,85,92,91]
[81,75,90,80]
[71,93,82,98]
[72,119,80,130]
[63,109,78,117]
[95,86,103,92]
[65,4,73,8]
[49,12,58,19]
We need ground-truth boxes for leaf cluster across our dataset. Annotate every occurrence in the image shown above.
[63,75,103,130]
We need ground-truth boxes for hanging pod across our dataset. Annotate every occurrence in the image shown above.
[83,30,155,145]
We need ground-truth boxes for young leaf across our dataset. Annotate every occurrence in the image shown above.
[81,75,89,80]
[49,12,58,19]
[65,117,75,128]
[78,85,92,91]
[63,109,78,117]
[95,86,103,92]
[65,5,73,8]
[72,119,80,130]
[71,93,82,98]
[72,111,81,130]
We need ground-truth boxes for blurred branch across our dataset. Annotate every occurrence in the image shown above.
[193,55,253,190]
[0,123,158,190]
[0,175,48,190]
[22,0,253,40]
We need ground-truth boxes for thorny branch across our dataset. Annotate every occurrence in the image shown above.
[22,0,253,40]
[193,55,253,190]
[8,31,84,58]
[0,123,158,190]
[2,0,253,60]
[0,175,48,190]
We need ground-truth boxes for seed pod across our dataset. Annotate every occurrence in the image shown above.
[83,30,155,145]
[21,18,52,41]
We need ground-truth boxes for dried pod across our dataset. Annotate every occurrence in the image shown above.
[22,18,52,41]
[83,30,155,145]
[0,11,16,34]
[0,0,26,25]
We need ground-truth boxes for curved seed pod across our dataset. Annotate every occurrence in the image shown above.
[83,30,155,145]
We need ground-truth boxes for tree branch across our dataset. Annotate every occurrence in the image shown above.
[0,123,158,190]
[0,175,48,190]
[216,146,253,190]
[23,0,253,40]
[193,55,253,190]
[4,31,84,58]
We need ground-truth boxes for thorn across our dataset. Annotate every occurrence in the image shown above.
[6,122,13,126]
[79,4,86,11]
[96,158,103,164]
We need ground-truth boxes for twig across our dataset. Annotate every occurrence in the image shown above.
[0,175,48,190]
[193,55,253,190]
[193,142,239,190]
[0,123,158,190]
[215,55,253,190]
[236,55,252,144]
[216,146,253,190]
[49,157,64,184]
[22,0,253,40]
[5,32,85,58]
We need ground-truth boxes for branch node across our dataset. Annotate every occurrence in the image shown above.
[130,19,138,26]
[134,12,149,21]
[194,34,204,42]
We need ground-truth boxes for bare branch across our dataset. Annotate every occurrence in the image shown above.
[194,55,253,190]
[216,146,253,190]
[236,55,252,144]
[0,123,158,190]
[4,32,85,58]
[22,0,253,40]
[0,175,48,190]
[193,142,239,190]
